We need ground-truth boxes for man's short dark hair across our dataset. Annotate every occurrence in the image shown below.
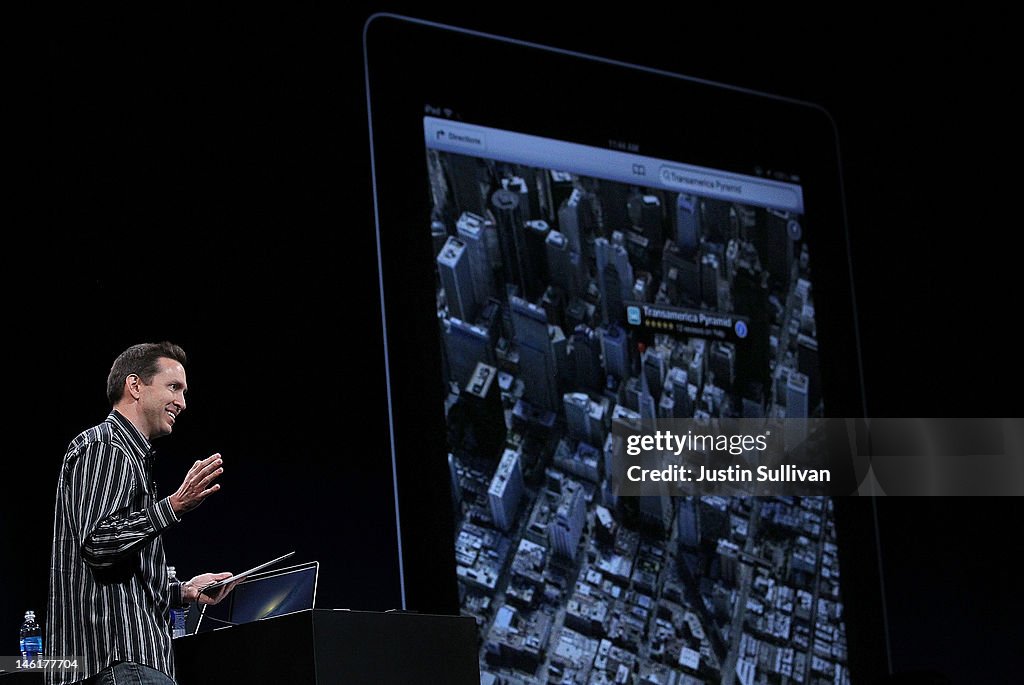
[106,342,188,406]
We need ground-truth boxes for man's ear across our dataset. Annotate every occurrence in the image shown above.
[125,373,142,400]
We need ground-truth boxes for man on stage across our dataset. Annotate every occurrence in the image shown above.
[47,342,235,685]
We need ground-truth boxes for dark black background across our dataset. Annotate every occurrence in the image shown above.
[5,6,1019,683]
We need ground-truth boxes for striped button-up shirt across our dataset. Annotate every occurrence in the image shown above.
[46,410,184,685]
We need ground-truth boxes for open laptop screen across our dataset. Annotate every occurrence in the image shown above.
[196,562,318,633]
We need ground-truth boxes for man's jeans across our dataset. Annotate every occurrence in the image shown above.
[88,661,175,685]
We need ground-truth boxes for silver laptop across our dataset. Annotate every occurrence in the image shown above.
[193,561,319,634]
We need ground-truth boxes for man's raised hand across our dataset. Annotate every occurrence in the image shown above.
[169,454,223,516]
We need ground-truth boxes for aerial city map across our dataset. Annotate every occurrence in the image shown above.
[427,145,848,685]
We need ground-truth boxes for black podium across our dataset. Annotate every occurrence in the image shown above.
[174,609,479,685]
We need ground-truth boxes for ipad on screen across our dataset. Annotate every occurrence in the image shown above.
[364,14,887,683]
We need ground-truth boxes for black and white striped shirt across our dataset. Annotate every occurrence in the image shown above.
[46,411,184,685]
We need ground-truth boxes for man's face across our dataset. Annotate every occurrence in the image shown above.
[137,357,188,439]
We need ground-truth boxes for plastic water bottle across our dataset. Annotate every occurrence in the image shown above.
[19,610,42,662]
[167,566,188,638]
